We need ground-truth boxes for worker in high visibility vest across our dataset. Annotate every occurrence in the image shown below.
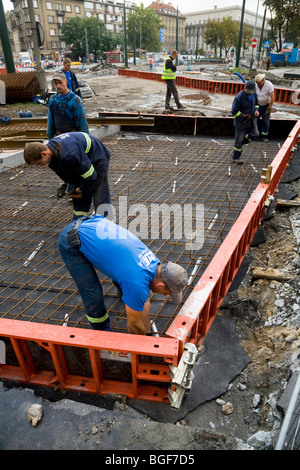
[148,56,154,71]
[23,132,111,220]
[161,49,186,112]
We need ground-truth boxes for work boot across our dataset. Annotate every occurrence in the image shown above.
[165,107,174,112]
[177,104,186,109]
[231,156,244,165]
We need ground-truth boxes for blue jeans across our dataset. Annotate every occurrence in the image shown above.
[58,223,113,331]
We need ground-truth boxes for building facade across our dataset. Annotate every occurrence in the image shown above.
[185,5,268,57]
[7,0,135,59]
[147,0,186,53]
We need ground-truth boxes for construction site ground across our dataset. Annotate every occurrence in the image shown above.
[0,63,300,451]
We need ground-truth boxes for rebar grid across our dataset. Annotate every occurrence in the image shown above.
[0,135,282,336]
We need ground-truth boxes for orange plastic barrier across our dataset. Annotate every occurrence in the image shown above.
[118,68,300,106]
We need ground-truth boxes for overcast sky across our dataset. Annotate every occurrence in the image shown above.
[2,0,267,16]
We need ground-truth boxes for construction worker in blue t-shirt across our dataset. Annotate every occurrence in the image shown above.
[23,132,111,220]
[58,214,188,335]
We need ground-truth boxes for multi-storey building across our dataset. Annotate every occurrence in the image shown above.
[147,0,186,53]
[185,5,268,56]
[7,0,135,58]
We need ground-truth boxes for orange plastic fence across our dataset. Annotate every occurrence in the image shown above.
[118,68,300,106]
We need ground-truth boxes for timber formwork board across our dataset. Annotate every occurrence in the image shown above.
[0,116,299,405]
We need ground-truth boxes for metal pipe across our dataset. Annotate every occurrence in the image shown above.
[275,371,300,450]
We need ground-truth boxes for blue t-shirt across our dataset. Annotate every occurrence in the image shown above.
[78,215,160,311]
[64,70,73,92]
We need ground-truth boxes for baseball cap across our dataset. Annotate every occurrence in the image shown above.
[245,80,256,94]
[161,262,188,304]
[255,73,265,83]
[52,71,66,81]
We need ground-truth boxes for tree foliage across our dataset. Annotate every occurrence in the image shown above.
[126,3,163,51]
[203,17,252,56]
[61,17,123,59]
[263,0,300,49]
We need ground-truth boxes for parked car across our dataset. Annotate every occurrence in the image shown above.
[128,57,141,64]
[77,81,95,99]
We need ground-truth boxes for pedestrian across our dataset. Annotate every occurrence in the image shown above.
[148,56,153,71]
[255,73,275,143]
[58,213,188,334]
[266,55,271,71]
[161,49,186,112]
[61,57,82,98]
[231,80,260,164]
[23,132,111,220]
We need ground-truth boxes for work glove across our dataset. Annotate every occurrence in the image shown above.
[67,187,83,199]
[57,183,67,198]
[242,113,252,123]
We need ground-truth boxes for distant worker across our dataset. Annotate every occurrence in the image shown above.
[161,49,186,113]
[24,132,111,220]
[61,57,82,98]
[58,214,188,334]
[255,73,275,143]
[148,56,154,71]
[231,80,260,164]
[266,55,271,71]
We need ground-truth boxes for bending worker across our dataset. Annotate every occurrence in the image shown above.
[24,132,111,220]
[255,73,275,143]
[161,49,186,113]
[58,214,188,334]
[231,80,260,164]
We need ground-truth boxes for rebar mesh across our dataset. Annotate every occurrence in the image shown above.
[0,134,282,336]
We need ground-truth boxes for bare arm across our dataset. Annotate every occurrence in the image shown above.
[125,299,151,335]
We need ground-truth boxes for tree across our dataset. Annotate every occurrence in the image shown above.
[61,17,123,60]
[203,17,253,57]
[264,0,300,49]
[126,4,163,51]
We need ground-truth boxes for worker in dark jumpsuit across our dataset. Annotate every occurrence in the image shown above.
[23,132,111,220]
[231,80,260,164]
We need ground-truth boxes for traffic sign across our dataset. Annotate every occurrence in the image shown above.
[251,38,258,48]
[264,40,271,49]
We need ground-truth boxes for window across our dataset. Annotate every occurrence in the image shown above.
[48,15,54,22]
[33,0,38,7]
[56,3,62,11]
[50,28,56,36]
[51,41,57,48]
[75,6,80,13]
[46,2,52,9]
[35,14,40,21]
[65,4,71,12]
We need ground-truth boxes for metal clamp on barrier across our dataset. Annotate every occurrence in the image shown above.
[168,342,200,408]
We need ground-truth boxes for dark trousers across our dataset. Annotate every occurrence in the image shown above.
[232,119,259,160]
[258,104,271,137]
[165,80,181,109]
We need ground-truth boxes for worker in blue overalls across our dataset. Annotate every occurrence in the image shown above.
[23,132,111,220]
[231,80,260,164]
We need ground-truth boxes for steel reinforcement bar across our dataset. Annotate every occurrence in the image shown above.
[0,120,299,406]
[118,69,300,107]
